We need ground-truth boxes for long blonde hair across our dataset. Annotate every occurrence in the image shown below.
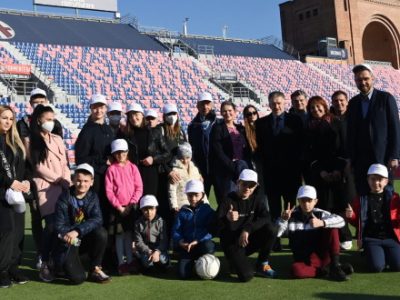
[0,105,26,159]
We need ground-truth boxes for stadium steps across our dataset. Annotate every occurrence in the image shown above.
[50,104,80,137]
[306,62,358,95]
[0,41,78,103]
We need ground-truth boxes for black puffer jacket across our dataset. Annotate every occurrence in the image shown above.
[75,119,115,175]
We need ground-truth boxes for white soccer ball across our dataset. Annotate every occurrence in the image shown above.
[195,254,220,280]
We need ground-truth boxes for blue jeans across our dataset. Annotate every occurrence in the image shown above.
[177,240,215,279]
[364,237,400,272]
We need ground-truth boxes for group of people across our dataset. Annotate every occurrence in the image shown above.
[1,63,400,288]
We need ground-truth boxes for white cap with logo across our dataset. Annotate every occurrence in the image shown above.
[238,169,258,183]
[367,163,388,178]
[145,109,158,119]
[75,163,95,177]
[163,104,178,115]
[297,185,317,199]
[111,139,128,154]
[140,195,159,209]
[30,88,47,98]
[108,102,122,112]
[198,92,213,102]
[126,103,144,114]
[91,94,107,106]
[185,179,204,194]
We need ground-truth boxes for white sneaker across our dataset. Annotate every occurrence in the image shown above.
[340,241,353,250]
[35,256,43,270]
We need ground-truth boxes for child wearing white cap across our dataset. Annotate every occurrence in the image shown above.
[168,142,208,212]
[54,163,110,284]
[133,195,169,270]
[105,139,143,275]
[277,185,353,281]
[218,169,277,282]
[172,179,216,279]
[346,164,400,273]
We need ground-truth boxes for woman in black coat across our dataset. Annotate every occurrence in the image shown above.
[0,105,31,288]
[210,101,251,205]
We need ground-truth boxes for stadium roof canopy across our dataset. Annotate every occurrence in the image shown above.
[181,36,296,59]
[0,10,166,51]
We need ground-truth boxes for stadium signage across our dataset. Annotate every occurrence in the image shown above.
[327,47,348,60]
[34,0,118,13]
[0,21,15,39]
[0,64,31,76]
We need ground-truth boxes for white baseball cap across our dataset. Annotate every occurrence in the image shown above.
[91,94,107,106]
[238,169,258,183]
[297,185,317,199]
[140,195,159,209]
[145,109,158,119]
[198,92,213,102]
[111,139,128,154]
[108,102,122,112]
[352,63,373,74]
[367,163,388,178]
[185,179,204,194]
[30,88,47,98]
[126,103,144,114]
[75,163,95,177]
[163,104,178,115]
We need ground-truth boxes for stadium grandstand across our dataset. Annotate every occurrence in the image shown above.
[0,7,399,168]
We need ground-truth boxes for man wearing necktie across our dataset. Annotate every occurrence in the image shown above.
[347,64,400,195]
[256,92,304,250]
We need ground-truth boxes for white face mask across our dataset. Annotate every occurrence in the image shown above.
[165,115,178,126]
[41,121,55,133]
[108,115,121,126]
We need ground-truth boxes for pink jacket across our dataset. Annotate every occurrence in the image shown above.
[105,161,143,210]
[33,133,71,217]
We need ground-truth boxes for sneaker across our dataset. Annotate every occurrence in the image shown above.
[39,263,54,283]
[256,263,276,278]
[89,266,111,284]
[35,255,43,270]
[118,263,130,276]
[329,265,349,282]
[8,267,28,285]
[340,241,353,251]
[341,262,354,275]
[128,260,140,274]
[316,266,329,278]
[0,272,12,288]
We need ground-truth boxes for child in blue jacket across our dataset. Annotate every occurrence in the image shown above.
[172,179,216,279]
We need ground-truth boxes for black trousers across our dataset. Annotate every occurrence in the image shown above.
[29,199,43,255]
[61,227,108,285]
[221,223,277,282]
[0,231,13,273]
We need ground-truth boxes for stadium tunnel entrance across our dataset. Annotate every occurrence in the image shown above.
[362,16,400,69]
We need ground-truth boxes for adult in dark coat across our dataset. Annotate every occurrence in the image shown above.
[347,64,400,195]
[209,101,251,205]
[255,91,303,224]
[188,92,217,197]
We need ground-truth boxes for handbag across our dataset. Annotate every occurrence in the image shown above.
[0,149,26,213]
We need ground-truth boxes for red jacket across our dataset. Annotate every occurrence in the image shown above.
[348,189,400,244]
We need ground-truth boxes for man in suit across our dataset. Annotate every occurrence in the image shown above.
[347,64,400,195]
[256,91,303,231]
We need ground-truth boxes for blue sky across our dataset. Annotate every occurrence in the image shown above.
[0,0,285,40]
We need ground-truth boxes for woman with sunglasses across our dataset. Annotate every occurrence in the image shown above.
[243,105,269,209]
